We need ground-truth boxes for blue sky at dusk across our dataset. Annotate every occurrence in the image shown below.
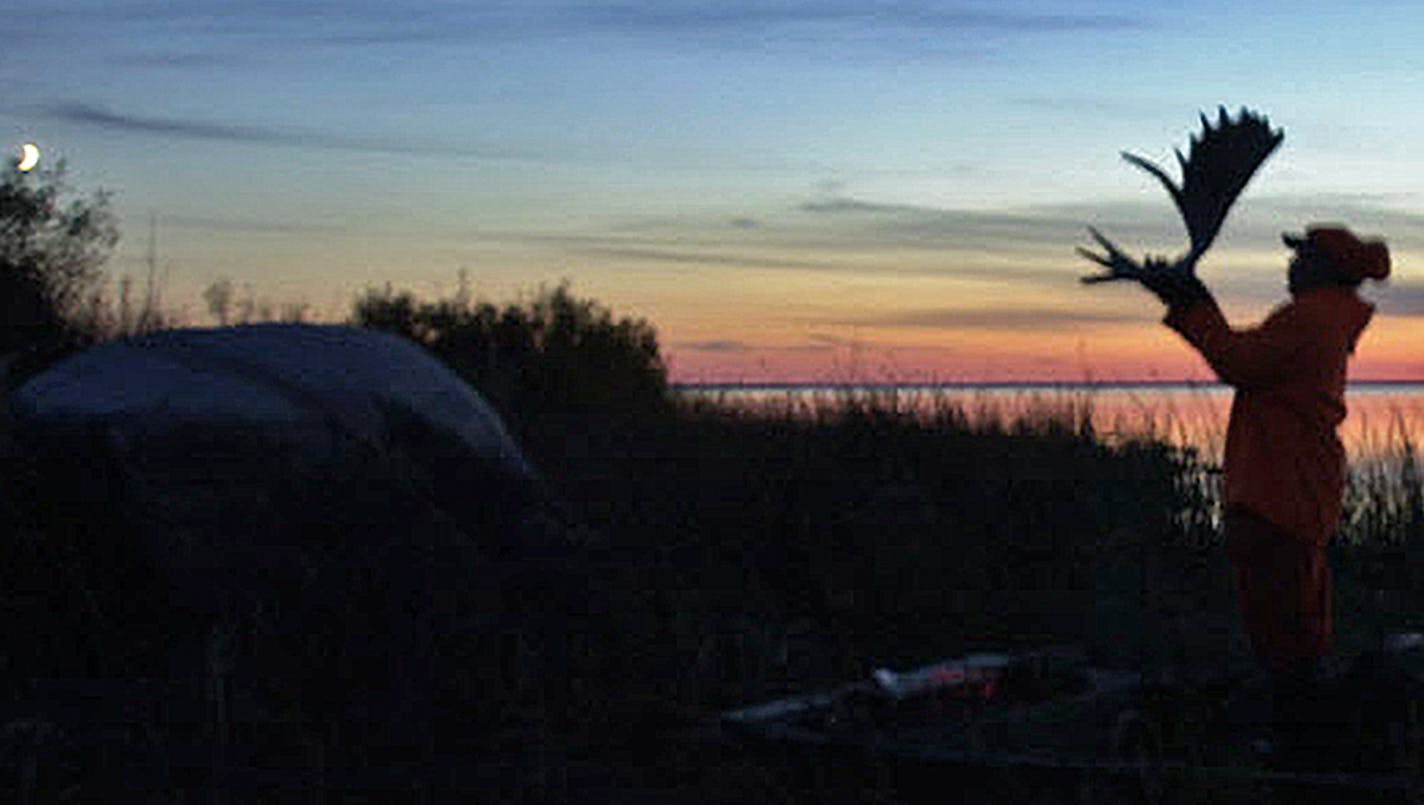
[5,1,1424,381]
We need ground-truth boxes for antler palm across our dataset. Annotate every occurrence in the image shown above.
[1079,107,1283,285]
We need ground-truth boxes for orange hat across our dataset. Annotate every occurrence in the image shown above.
[1282,225,1390,282]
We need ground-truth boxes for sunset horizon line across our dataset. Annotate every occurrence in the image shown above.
[671,377,1424,390]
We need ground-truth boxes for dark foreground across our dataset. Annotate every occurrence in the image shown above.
[4,397,1423,802]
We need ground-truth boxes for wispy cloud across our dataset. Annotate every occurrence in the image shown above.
[51,102,289,144]
[801,194,1087,228]
[1374,281,1424,318]
[46,102,536,161]
[16,2,468,51]
[1244,194,1424,229]
[113,51,246,69]
[806,332,873,348]
[158,214,349,235]
[1009,95,1160,117]
[30,1,1151,52]
[800,198,929,215]
[672,337,877,354]
[508,190,1423,305]
[830,306,1146,332]
[799,191,1424,255]
[676,340,751,352]
[572,4,1149,36]
[42,101,822,172]
[577,245,843,272]
[796,194,1119,255]
[569,242,1073,283]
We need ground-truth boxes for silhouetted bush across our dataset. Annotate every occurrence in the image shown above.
[351,280,669,418]
[0,162,119,380]
[0,163,178,387]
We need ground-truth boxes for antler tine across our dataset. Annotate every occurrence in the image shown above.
[1077,226,1144,283]
[1121,151,1184,205]
[1086,225,1120,253]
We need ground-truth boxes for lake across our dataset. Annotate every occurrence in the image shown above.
[673,382,1424,467]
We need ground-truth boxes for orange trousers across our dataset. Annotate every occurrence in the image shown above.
[1225,506,1333,672]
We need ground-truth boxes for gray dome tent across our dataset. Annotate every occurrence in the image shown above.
[10,323,548,610]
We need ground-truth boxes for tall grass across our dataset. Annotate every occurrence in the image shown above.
[667,383,1424,664]
[530,385,1213,688]
[680,382,1424,542]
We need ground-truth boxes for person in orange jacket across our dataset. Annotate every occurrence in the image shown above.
[1156,225,1387,669]
[1135,224,1390,765]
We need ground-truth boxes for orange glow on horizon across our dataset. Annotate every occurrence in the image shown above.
[666,312,1424,385]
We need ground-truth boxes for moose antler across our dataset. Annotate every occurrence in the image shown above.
[1080,107,1284,284]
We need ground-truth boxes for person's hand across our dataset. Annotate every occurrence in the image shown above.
[1080,229,1208,307]
[1138,256,1208,307]
[1078,227,1145,284]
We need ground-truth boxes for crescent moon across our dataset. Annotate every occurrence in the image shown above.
[17,143,39,172]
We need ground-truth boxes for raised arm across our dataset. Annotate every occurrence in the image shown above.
[1078,234,1313,390]
[1163,298,1314,390]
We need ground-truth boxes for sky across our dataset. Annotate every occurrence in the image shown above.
[5,0,1424,383]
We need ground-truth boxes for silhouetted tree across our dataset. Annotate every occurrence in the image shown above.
[351,279,669,415]
[203,277,235,325]
[351,283,419,334]
[279,301,310,323]
[235,283,258,324]
[0,160,118,379]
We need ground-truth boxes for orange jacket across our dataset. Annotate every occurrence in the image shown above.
[1164,286,1374,546]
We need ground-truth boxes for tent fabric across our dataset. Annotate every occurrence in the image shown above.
[10,324,544,610]
[13,323,536,483]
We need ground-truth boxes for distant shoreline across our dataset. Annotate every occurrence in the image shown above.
[672,379,1424,392]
